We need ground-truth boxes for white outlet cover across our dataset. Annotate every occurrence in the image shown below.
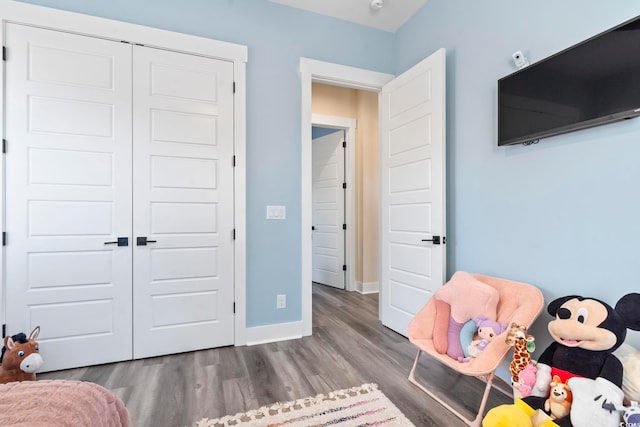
[267,205,286,220]
[276,294,286,308]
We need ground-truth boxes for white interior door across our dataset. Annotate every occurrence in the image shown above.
[312,130,346,289]
[4,24,134,371]
[132,46,235,358]
[380,48,446,336]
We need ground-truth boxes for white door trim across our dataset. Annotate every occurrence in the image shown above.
[0,0,248,346]
[312,114,356,291]
[300,58,394,336]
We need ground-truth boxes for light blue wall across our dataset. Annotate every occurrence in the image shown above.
[396,1,640,350]
[14,0,395,327]
[15,0,640,345]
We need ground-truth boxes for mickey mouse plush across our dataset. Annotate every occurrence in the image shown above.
[522,293,640,427]
[483,293,640,427]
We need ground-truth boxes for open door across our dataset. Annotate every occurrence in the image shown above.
[380,48,446,336]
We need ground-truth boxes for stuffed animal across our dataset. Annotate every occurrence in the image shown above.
[0,326,43,384]
[459,316,507,362]
[484,293,640,427]
[569,377,624,427]
[544,375,572,420]
[506,323,536,385]
[517,363,538,398]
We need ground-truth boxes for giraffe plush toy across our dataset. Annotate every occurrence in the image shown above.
[506,322,535,384]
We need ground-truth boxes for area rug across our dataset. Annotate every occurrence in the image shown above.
[196,383,415,427]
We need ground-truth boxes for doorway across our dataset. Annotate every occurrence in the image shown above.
[300,59,393,336]
[311,85,381,296]
[300,53,447,339]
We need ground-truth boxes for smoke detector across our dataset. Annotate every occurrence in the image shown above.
[370,0,383,10]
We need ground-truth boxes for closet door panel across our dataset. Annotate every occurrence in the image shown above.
[4,24,133,371]
[132,46,235,358]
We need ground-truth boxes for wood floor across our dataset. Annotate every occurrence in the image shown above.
[39,284,511,426]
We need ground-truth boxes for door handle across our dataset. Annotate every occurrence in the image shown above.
[312,226,316,230]
[104,237,129,246]
[136,236,157,246]
[421,236,445,245]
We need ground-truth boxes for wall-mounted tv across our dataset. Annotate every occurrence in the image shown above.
[498,15,640,146]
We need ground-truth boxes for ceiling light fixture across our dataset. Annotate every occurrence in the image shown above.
[370,0,383,11]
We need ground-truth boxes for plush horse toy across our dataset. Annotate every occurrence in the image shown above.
[0,326,43,384]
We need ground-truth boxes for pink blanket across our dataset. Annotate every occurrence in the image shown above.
[0,380,131,427]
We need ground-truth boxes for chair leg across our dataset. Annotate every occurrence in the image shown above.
[408,350,496,427]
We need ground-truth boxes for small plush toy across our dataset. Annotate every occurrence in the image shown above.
[544,375,572,420]
[0,326,43,384]
[506,323,536,385]
[517,363,538,398]
[458,316,507,362]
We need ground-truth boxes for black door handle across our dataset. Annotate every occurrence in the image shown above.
[104,237,129,246]
[312,226,315,230]
[421,236,443,245]
[137,236,157,246]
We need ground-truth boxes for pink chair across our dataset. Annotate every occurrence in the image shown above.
[407,273,544,427]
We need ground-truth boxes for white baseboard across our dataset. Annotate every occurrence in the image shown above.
[356,281,379,294]
[245,321,303,346]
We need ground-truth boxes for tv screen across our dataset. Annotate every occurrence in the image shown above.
[498,15,640,146]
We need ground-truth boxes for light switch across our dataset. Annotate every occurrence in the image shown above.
[266,205,286,220]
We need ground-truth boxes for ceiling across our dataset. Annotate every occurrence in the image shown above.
[268,0,428,33]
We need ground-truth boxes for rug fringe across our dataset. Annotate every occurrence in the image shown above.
[195,383,379,427]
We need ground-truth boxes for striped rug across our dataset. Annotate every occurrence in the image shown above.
[196,383,415,427]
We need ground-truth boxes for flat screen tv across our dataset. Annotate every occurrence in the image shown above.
[498,15,640,146]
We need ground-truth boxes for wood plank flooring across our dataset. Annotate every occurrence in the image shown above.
[39,284,511,426]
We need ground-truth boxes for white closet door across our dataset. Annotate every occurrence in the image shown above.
[4,24,133,371]
[312,131,345,289]
[132,46,235,358]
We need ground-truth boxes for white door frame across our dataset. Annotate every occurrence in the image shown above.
[0,0,249,345]
[300,58,393,336]
[312,114,355,291]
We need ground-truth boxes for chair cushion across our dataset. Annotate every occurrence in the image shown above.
[435,271,500,323]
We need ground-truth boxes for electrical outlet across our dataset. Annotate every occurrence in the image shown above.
[276,294,286,309]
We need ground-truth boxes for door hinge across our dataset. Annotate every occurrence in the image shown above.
[342,182,346,189]
[233,302,236,314]
[1,324,5,337]
[233,82,236,94]
[233,229,236,240]
[232,155,236,167]
[342,224,346,230]
[2,232,6,246]
[342,141,346,148]
[2,139,6,154]
[2,46,6,61]
[342,265,347,271]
